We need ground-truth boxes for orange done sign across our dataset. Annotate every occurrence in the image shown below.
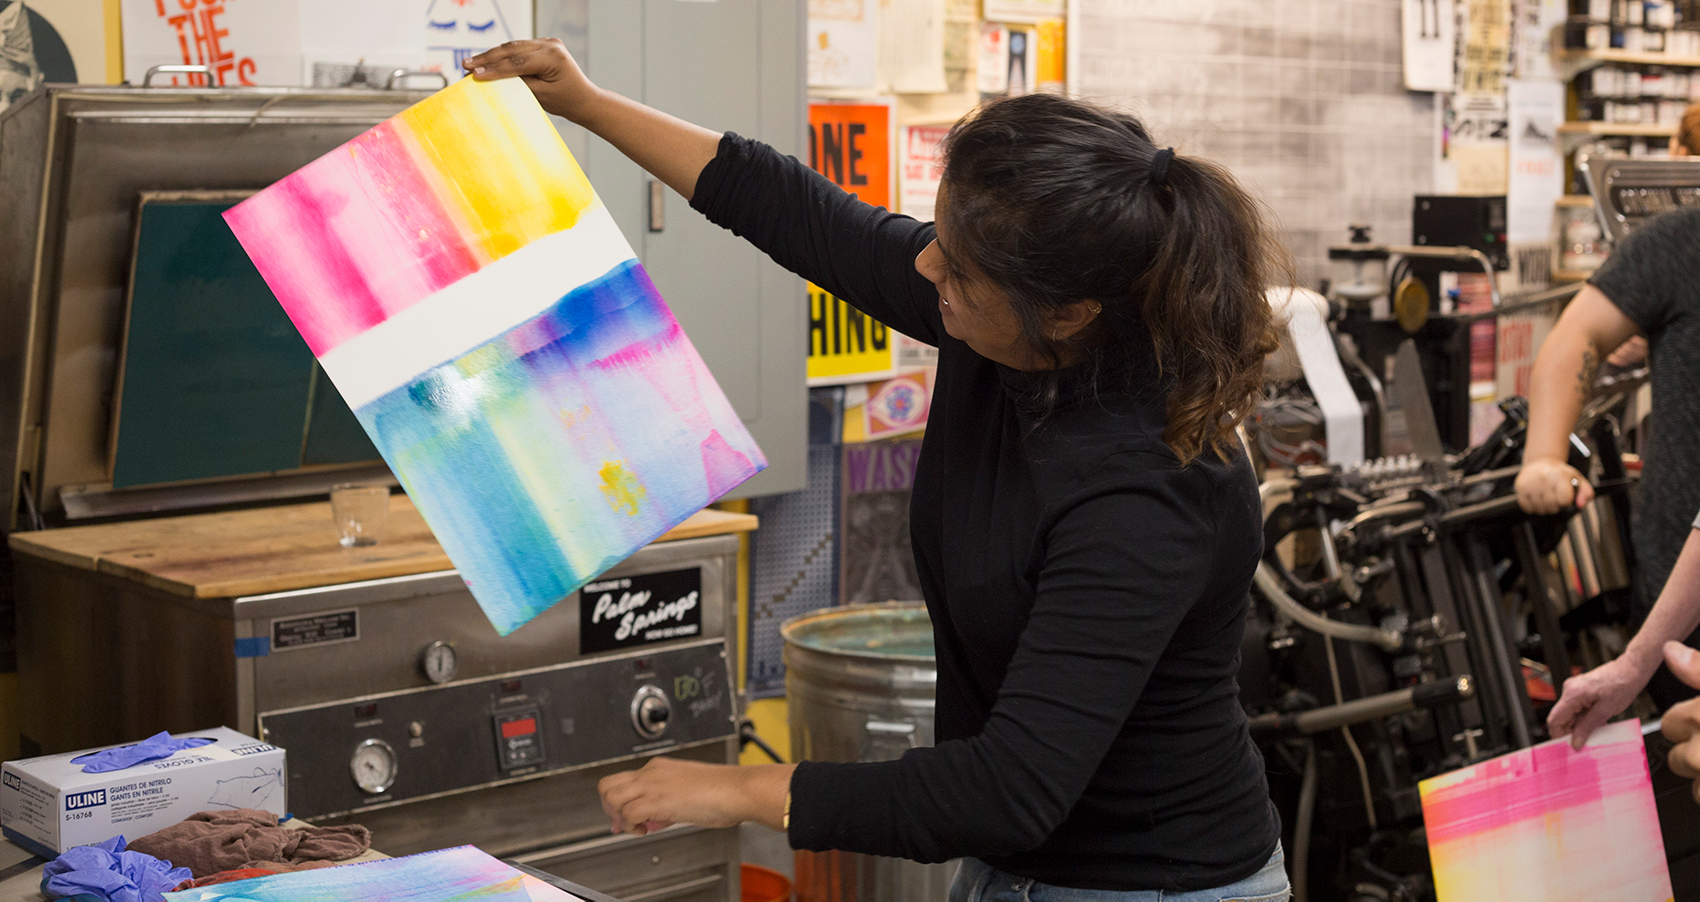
[806,102,899,386]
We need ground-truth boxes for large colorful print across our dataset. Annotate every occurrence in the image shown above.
[165,845,576,901]
[224,76,765,636]
[1418,719,1672,902]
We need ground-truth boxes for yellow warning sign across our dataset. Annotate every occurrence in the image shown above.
[807,284,898,385]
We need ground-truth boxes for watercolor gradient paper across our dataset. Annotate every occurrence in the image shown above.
[223,76,765,635]
[164,845,581,901]
[1418,719,1672,902]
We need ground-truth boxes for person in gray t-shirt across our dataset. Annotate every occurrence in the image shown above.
[1519,205,1700,721]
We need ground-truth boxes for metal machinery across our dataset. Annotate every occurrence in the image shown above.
[0,1,805,898]
[12,517,749,902]
[1245,169,1700,900]
[1244,364,1670,901]
[1581,156,1700,242]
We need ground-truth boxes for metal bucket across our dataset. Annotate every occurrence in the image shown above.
[782,603,956,902]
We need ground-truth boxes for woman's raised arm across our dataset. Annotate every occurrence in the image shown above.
[464,39,720,202]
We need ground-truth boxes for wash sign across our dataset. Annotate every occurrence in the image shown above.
[806,101,902,386]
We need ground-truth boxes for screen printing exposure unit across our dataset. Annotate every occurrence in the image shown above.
[8,501,757,902]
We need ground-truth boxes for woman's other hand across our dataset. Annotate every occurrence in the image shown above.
[598,758,795,836]
[1515,457,1592,514]
[1548,656,1653,749]
[464,39,602,122]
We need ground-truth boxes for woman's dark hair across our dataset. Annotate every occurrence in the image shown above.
[938,93,1287,465]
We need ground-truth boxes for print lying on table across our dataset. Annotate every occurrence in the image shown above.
[1418,719,1672,902]
[164,844,580,901]
[223,76,764,636]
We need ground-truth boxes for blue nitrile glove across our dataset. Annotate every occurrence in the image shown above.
[71,732,215,774]
[41,836,193,902]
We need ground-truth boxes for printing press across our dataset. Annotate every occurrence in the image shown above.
[1245,159,1700,901]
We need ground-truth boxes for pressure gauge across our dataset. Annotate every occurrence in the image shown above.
[349,738,397,795]
[420,641,458,684]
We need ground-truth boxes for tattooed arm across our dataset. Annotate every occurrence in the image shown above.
[1515,286,1642,514]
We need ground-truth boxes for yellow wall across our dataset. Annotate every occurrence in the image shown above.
[740,696,790,766]
[712,498,791,767]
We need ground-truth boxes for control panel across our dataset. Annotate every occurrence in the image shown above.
[259,639,733,819]
[1583,157,1700,241]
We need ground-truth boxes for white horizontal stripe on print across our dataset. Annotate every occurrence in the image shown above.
[318,202,638,409]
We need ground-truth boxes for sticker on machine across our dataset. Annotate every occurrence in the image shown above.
[270,610,360,652]
[579,567,703,654]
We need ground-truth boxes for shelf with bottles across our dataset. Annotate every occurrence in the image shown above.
[1558,47,1700,79]
[1561,56,1695,151]
[1562,0,1700,72]
[1559,121,1681,135]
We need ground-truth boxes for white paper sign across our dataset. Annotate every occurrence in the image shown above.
[809,0,878,90]
[1402,0,1455,91]
[299,0,530,87]
[421,0,530,76]
[1505,78,1565,244]
[900,124,949,221]
[879,0,947,93]
[976,21,1008,94]
[122,0,301,86]
[982,0,1063,23]
[1512,0,1567,80]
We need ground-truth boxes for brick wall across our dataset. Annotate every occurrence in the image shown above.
[1075,0,1438,285]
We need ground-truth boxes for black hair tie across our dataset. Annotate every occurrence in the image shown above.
[1149,147,1175,185]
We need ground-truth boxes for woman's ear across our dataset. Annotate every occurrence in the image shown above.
[1050,299,1104,341]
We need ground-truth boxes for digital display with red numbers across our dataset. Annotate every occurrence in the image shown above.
[500,717,536,739]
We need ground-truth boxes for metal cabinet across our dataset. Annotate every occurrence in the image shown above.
[540,0,807,500]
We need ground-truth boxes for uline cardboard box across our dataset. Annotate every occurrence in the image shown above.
[0,727,286,858]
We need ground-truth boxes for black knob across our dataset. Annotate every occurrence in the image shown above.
[649,705,670,724]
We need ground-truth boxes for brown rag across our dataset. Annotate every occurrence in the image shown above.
[129,809,372,877]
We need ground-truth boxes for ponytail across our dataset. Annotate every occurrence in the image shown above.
[1137,154,1282,463]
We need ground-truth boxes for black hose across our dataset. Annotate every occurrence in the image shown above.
[738,719,785,763]
[1294,740,1317,902]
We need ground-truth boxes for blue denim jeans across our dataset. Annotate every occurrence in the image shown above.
[948,845,1290,902]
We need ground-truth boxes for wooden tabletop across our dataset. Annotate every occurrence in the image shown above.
[7,496,757,600]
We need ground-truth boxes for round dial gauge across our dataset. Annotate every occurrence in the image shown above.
[349,738,397,795]
[420,641,458,685]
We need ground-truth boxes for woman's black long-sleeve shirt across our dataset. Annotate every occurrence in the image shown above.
[690,134,1280,893]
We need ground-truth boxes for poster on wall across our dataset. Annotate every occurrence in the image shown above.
[1505,78,1564,244]
[808,100,900,385]
[1401,0,1455,91]
[1445,93,1510,194]
[1004,25,1032,96]
[982,0,1063,23]
[1458,0,1511,95]
[840,439,924,606]
[975,21,1007,93]
[421,0,529,74]
[122,0,302,86]
[879,0,946,93]
[808,0,877,90]
[298,0,531,88]
[1033,18,1064,93]
[2,0,116,112]
[1512,0,1567,80]
[899,122,948,222]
